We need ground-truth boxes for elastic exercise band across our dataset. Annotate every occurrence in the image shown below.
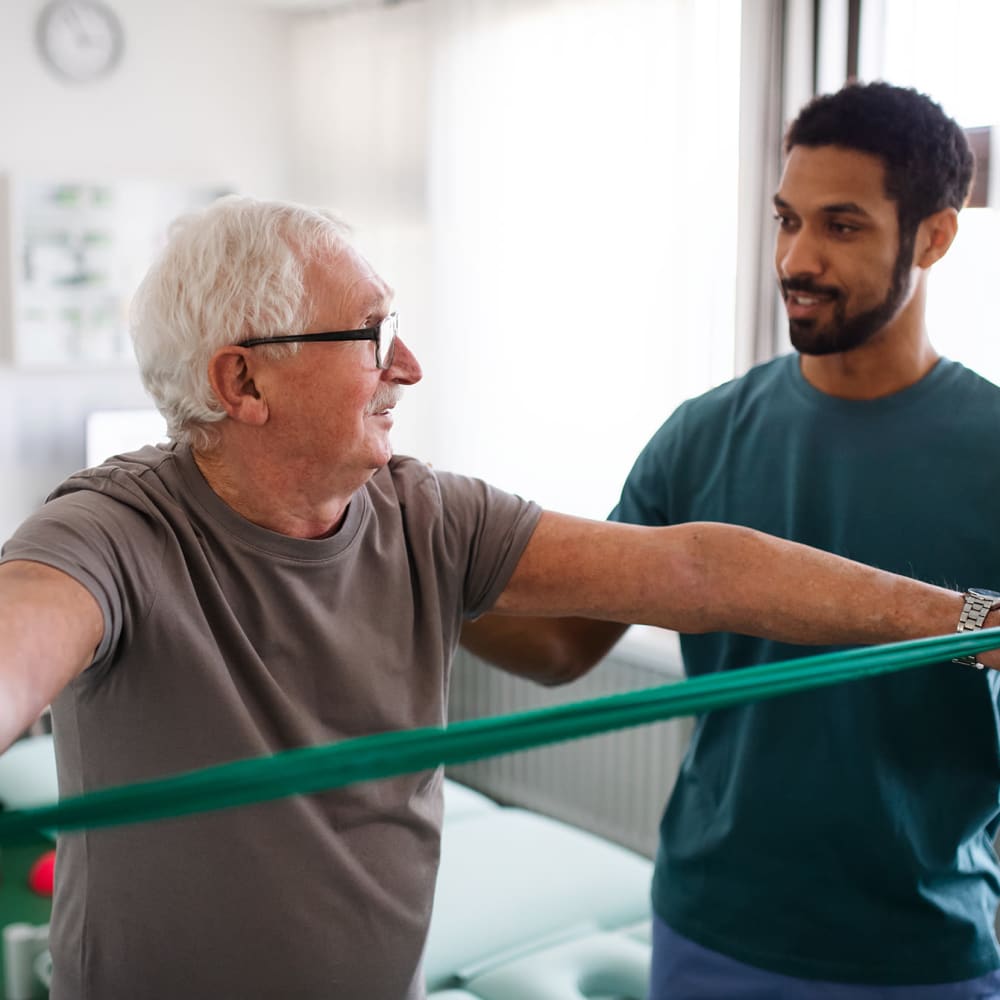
[2,628,998,844]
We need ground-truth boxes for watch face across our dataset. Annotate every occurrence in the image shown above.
[970,588,1000,600]
[36,0,124,83]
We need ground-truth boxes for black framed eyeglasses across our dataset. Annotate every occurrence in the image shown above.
[238,312,398,370]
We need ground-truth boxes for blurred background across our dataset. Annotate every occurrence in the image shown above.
[3,0,1000,912]
[0,0,998,541]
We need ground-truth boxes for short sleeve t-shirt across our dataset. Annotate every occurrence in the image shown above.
[2,443,541,1000]
[611,355,1000,985]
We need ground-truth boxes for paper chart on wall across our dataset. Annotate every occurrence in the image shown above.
[3,177,231,369]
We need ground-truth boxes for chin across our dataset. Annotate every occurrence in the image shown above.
[368,443,394,469]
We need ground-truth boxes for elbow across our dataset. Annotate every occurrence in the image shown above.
[660,521,754,634]
[506,620,619,686]
[487,633,602,687]
[459,616,611,687]
[531,645,602,686]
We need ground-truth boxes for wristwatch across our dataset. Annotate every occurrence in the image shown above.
[953,588,1000,668]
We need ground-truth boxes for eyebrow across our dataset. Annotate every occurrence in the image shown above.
[773,194,873,218]
[369,286,395,315]
[358,292,393,325]
[364,305,392,327]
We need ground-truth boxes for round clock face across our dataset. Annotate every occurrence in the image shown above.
[36,0,124,83]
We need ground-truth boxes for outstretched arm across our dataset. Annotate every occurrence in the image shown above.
[0,560,102,753]
[489,512,1000,666]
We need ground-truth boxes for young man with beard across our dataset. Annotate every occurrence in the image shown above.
[463,82,1000,996]
[8,193,997,999]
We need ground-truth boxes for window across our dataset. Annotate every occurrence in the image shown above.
[861,0,1000,386]
[290,0,743,519]
[425,0,742,517]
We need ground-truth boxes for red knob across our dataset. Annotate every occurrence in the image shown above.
[27,849,56,897]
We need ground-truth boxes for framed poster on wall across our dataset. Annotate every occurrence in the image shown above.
[0,176,231,368]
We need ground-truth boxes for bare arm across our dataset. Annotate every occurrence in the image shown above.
[461,615,628,685]
[489,512,1000,665]
[0,560,103,753]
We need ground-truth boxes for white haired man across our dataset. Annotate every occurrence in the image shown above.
[0,195,996,999]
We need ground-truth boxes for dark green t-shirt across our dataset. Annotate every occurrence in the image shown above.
[612,354,1000,984]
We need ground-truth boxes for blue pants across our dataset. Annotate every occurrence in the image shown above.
[650,913,1000,1000]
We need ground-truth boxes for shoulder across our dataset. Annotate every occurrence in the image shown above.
[48,444,184,516]
[7,445,204,576]
[2,453,173,634]
[683,355,791,416]
[368,455,440,508]
[367,458,541,605]
[938,359,1000,402]
[9,447,185,553]
[370,456,538,523]
[643,356,791,454]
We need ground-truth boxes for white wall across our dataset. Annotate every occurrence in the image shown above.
[0,0,742,539]
[288,2,436,466]
[0,0,293,538]
[286,0,741,518]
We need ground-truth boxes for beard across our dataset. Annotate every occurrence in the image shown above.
[783,232,915,356]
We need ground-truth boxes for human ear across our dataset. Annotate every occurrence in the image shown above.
[205,348,269,426]
[914,207,959,270]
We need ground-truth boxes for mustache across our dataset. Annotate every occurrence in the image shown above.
[366,387,404,414]
[781,277,841,299]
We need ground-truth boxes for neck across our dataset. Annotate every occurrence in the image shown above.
[192,443,356,539]
[798,275,939,400]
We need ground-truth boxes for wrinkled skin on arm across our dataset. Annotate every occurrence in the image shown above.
[466,511,1000,682]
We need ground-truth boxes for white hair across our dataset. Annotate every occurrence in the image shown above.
[130,195,353,450]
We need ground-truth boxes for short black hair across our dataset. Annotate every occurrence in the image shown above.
[785,81,975,239]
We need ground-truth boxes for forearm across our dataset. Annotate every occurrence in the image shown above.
[672,522,963,645]
[496,515,987,661]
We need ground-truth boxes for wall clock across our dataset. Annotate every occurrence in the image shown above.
[35,0,125,84]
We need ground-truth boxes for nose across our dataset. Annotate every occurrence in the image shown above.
[777,227,824,279]
[384,337,422,386]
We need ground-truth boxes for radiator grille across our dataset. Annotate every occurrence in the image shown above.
[447,641,693,859]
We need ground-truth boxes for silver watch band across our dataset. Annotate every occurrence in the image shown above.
[953,591,1000,669]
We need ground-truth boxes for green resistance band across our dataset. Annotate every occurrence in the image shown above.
[1,628,998,844]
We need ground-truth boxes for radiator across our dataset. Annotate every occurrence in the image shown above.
[447,631,693,859]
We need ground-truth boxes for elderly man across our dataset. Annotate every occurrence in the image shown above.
[0,196,996,1000]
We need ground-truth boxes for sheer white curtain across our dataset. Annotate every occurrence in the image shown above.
[425,0,741,516]
[290,0,741,518]
[736,0,815,371]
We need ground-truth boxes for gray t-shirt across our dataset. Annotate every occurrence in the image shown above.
[2,444,541,1000]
